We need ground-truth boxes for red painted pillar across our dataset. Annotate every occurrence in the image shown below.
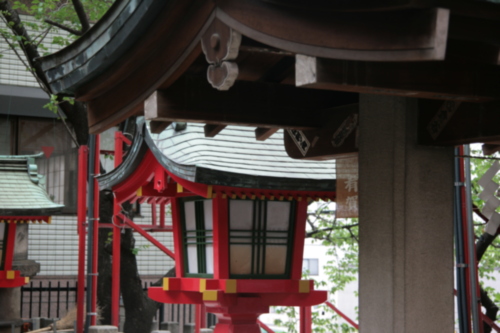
[196,304,207,333]
[291,200,308,280]
[77,145,88,333]
[299,306,312,333]
[111,133,123,328]
[3,223,17,271]
[91,135,100,326]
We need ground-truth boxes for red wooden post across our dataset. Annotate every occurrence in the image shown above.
[299,306,312,333]
[160,203,166,229]
[111,133,124,328]
[3,223,17,271]
[212,195,229,279]
[91,134,100,326]
[77,145,88,333]
[291,200,308,280]
[195,304,207,333]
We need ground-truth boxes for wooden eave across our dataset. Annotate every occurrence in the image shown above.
[38,0,500,152]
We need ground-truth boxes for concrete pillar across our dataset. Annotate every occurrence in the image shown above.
[358,95,454,333]
[0,288,21,333]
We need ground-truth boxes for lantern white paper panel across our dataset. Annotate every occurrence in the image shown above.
[265,245,287,275]
[266,201,291,230]
[229,200,253,275]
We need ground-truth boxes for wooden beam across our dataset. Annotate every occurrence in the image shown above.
[204,124,227,137]
[255,127,279,141]
[150,121,172,134]
[144,76,357,130]
[296,55,500,102]
[284,104,358,160]
[418,99,500,146]
[218,2,449,61]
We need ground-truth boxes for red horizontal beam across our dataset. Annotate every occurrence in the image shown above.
[98,223,172,232]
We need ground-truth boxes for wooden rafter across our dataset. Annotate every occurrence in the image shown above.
[296,55,500,102]
[144,76,357,130]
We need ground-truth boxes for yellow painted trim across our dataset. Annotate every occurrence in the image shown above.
[24,277,29,284]
[199,279,206,292]
[225,280,237,294]
[231,194,236,199]
[136,187,143,197]
[177,184,183,193]
[47,217,52,224]
[203,290,218,301]
[261,195,265,200]
[222,194,227,199]
[307,197,313,203]
[279,196,284,201]
[297,197,302,202]
[251,195,256,200]
[207,185,213,198]
[299,281,310,293]
[242,195,246,199]
[6,271,15,280]
[163,278,171,290]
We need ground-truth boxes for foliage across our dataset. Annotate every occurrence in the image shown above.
[273,201,358,332]
[470,148,500,304]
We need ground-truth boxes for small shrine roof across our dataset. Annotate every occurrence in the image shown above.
[99,119,336,192]
[0,155,64,217]
[148,123,335,180]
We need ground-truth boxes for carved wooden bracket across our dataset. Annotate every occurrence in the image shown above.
[201,19,242,90]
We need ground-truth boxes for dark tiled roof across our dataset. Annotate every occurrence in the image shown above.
[98,118,336,192]
[0,155,64,217]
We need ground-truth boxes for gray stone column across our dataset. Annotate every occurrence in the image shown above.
[358,95,454,333]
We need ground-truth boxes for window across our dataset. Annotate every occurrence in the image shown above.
[180,199,214,277]
[302,258,319,276]
[228,199,296,279]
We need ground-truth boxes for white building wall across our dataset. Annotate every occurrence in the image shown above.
[0,15,69,88]
[28,204,175,277]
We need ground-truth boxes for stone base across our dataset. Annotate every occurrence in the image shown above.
[89,325,118,333]
[12,259,40,278]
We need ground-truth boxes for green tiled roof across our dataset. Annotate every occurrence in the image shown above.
[0,154,64,216]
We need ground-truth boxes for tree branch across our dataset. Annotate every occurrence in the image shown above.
[71,0,90,33]
[44,19,83,36]
[305,224,359,238]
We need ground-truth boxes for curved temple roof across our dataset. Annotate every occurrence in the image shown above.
[0,155,64,217]
[98,118,336,192]
[37,0,500,136]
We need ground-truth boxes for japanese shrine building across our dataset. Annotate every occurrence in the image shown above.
[38,0,500,332]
